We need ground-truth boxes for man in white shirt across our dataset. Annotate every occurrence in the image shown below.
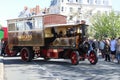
[18,6,33,29]
[18,6,31,17]
[110,38,117,62]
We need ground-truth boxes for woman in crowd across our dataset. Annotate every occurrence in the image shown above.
[104,39,111,62]
[99,39,105,58]
[116,37,120,64]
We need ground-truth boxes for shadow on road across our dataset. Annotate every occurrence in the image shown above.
[3,56,120,80]
[3,56,93,66]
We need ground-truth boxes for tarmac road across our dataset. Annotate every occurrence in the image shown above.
[0,56,4,80]
[3,56,120,80]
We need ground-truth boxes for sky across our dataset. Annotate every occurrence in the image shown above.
[0,0,120,27]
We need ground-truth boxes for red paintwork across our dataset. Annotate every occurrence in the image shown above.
[43,14,67,25]
[1,27,8,41]
[21,48,28,61]
[71,52,77,64]
[42,49,59,58]
[88,51,96,63]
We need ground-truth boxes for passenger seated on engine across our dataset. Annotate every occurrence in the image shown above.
[66,28,74,37]
[45,27,58,46]
[51,27,58,38]
[58,31,63,38]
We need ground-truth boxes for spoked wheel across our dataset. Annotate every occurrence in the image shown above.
[5,44,18,56]
[88,51,98,65]
[20,47,33,62]
[71,51,79,65]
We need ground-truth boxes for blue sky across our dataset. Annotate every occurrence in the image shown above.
[0,0,120,26]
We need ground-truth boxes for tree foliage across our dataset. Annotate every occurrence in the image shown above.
[91,11,120,39]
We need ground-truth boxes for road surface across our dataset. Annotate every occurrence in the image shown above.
[3,56,120,80]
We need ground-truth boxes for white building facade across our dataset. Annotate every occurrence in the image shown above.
[49,0,112,24]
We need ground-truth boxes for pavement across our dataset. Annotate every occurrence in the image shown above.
[0,56,4,80]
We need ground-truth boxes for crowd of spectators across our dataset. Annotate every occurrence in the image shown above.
[91,37,120,64]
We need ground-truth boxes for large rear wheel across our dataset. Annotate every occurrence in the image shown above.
[71,51,79,65]
[88,51,98,65]
[5,45,18,56]
[20,47,33,62]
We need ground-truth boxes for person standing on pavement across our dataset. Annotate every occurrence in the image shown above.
[104,39,111,62]
[1,40,7,56]
[116,37,120,64]
[110,37,117,62]
[0,40,4,56]
[99,39,105,58]
[93,39,99,56]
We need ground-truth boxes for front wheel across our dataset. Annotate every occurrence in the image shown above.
[70,51,79,65]
[88,50,98,65]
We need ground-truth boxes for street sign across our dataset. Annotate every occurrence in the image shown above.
[0,30,4,40]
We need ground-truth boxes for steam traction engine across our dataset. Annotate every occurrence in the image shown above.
[6,14,98,65]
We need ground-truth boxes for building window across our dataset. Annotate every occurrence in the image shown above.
[87,0,94,4]
[62,0,64,3]
[69,16,73,20]
[78,8,81,13]
[95,0,101,5]
[103,0,108,5]
[104,11,108,14]
[76,0,78,2]
[50,0,57,6]
[79,0,82,3]
[89,11,92,15]
[69,0,73,3]
[61,7,64,12]
[87,0,89,3]
[97,10,101,14]
[89,0,94,4]
[70,7,73,12]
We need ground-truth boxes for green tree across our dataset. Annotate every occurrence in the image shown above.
[91,11,120,39]
[0,24,2,29]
